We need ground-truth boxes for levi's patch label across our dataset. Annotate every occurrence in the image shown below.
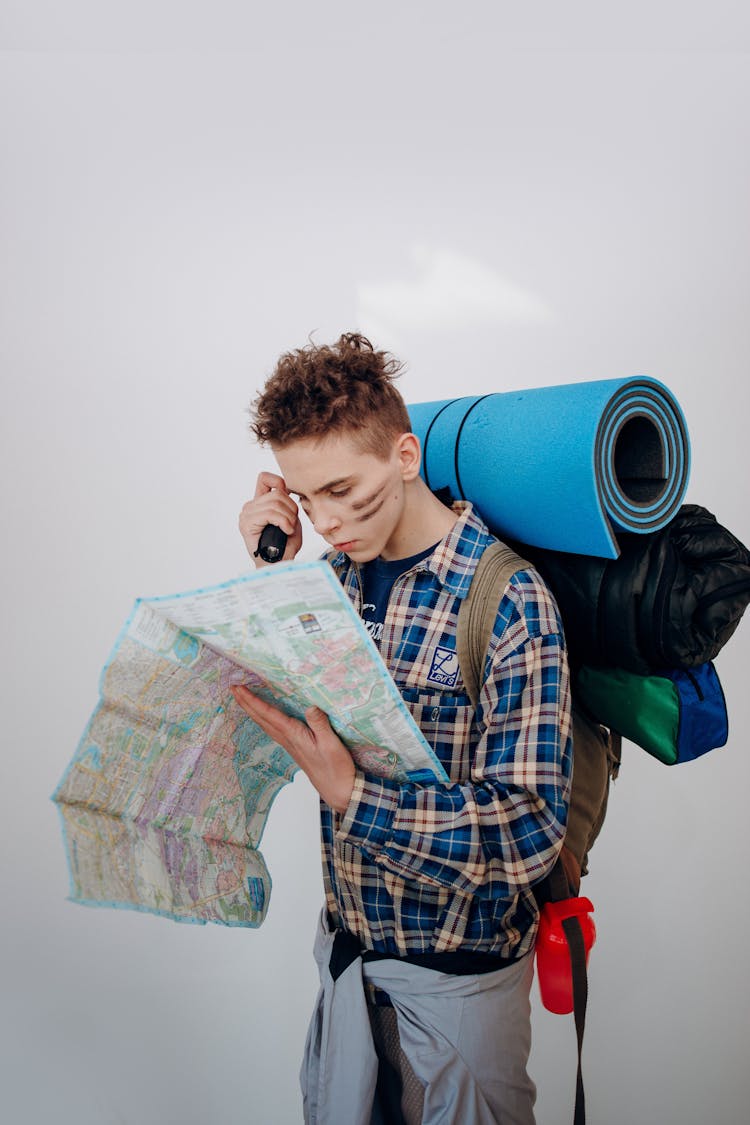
[426,646,459,688]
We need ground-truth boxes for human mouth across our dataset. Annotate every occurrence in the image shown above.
[333,540,358,552]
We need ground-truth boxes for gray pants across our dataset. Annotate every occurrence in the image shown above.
[301,909,536,1125]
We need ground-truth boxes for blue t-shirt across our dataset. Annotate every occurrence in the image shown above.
[360,544,437,647]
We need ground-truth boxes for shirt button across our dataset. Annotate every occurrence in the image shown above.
[431,706,440,721]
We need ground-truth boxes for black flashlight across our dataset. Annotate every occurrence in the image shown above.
[254,523,288,563]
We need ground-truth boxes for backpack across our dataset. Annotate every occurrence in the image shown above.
[457,539,614,1125]
[456,535,743,1125]
[456,540,619,897]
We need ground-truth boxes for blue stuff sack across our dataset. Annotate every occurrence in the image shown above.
[576,661,729,766]
[668,664,729,764]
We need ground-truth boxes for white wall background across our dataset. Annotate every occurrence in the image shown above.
[2,5,749,1124]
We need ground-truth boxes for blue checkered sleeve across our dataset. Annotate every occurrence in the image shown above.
[336,613,571,901]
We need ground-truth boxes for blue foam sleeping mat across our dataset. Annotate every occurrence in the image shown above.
[408,377,690,559]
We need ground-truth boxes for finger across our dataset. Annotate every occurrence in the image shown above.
[304,706,333,738]
[231,684,283,724]
[239,494,299,538]
[267,495,301,536]
[253,471,289,500]
[231,686,306,744]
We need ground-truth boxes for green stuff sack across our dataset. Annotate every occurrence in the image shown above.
[576,662,728,765]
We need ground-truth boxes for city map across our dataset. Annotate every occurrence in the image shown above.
[52,560,448,928]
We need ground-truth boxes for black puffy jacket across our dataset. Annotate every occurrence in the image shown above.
[517,505,750,674]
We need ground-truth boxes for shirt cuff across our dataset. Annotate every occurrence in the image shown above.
[335,770,400,853]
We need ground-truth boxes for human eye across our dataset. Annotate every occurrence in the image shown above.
[329,488,351,499]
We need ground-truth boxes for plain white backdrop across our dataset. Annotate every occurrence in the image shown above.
[2,6,750,1124]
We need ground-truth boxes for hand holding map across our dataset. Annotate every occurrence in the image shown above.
[231,686,357,814]
[52,560,448,928]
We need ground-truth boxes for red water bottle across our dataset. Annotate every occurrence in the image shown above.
[536,897,596,1014]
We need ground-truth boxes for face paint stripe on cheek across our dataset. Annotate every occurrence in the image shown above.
[355,495,389,523]
[350,481,388,512]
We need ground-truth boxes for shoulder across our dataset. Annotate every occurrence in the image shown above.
[488,563,566,661]
[436,505,565,644]
[505,565,565,636]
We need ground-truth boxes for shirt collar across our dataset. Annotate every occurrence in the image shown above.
[426,502,495,598]
[327,501,494,600]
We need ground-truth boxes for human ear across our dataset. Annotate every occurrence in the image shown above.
[395,432,422,481]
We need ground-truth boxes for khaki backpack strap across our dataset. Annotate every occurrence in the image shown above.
[457,540,529,710]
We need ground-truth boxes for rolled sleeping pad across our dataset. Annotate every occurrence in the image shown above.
[408,377,690,558]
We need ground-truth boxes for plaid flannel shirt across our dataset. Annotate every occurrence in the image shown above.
[320,502,572,960]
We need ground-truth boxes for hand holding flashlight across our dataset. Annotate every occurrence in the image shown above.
[239,472,302,566]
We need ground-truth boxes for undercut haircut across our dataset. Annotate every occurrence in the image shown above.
[250,333,412,458]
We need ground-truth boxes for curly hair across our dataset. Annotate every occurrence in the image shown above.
[250,333,412,457]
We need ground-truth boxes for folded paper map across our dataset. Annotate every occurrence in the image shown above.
[52,560,448,928]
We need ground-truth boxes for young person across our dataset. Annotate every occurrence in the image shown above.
[233,333,572,1125]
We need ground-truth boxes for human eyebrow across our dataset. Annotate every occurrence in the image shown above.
[291,476,356,501]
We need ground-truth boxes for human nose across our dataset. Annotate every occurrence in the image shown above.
[309,500,342,537]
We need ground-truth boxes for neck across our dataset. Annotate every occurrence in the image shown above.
[379,478,459,561]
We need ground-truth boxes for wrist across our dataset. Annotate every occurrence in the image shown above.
[329,769,356,814]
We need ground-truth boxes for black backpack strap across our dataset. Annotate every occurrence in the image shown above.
[540,857,589,1124]
[562,914,589,1125]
